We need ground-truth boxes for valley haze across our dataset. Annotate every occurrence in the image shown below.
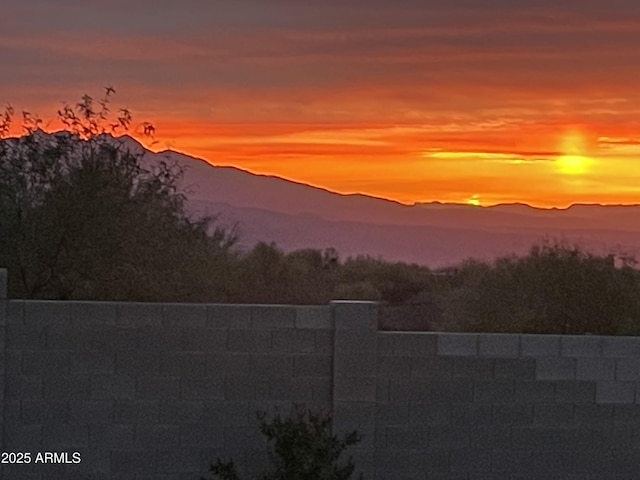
[119,136,640,268]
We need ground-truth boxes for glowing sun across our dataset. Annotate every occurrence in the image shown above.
[557,131,591,175]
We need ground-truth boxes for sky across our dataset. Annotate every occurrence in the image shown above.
[2,0,640,207]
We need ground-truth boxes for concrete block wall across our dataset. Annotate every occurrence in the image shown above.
[2,267,640,480]
[376,332,640,479]
[3,297,334,480]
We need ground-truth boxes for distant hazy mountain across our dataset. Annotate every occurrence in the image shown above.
[9,133,640,267]
[132,140,639,267]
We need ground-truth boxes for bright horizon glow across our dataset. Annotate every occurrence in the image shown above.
[3,1,640,209]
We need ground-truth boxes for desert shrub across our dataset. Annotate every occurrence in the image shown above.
[203,406,363,480]
[441,243,640,334]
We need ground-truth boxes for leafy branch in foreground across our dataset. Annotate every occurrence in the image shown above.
[203,406,364,480]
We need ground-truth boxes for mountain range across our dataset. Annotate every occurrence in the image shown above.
[9,132,640,268]
[129,138,639,268]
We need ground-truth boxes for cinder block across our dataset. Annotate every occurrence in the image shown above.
[135,424,181,448]
[270,330,295,353]
[573,404,614,426]
[250,306,295,329]
[227,329,271,353]
[377,333,395,356]
[376,449,431,477]
[478,334,519,358]
[223,375,269,401]
[69,351,115,374]
[533,403,573,425]
[388,379,430,402]
[520,334,561,357]
[613,405,640,427]
[314,330,334,354]
[331,301,377,331]
[89,424,134,449]
[71,301,117,325]
[602,336,640,357]
[451,403,493,426]
[576,358,615,381]
[411,357,453,379]
[535,358,576,380]
[293,329,316,353]
[376,402,410,426]
[179,424,224,448]
[208,353,252,378]
[45,324,92,351]
[6,301,24,324]
[392,333,438,357]
[268,376,314,402]
[117,302,162,327]
[334,349,376,377]
[511,426,575,450]
[514,380,555,403]
[591,426,633,450]
[181,328,227,352]
[136,376,180,400]
[156,447,205,474]
[206,305,251,329]
[473,380,515,404]
[429,426,470,449]
[68,401,114,424]
[44,375,91,401]
[159,400,204,424]
[24,301,71,325]
[200,400,251,426]
[138,325,182,350]
[252,354,294,377]
[616,358,640,381]
[554,381,596,404]
[295,306,332,329]
[22,351,68,375]
[110,449,157,474]
[43,424,89,448]
[596,381,635,404]
[333,376,376,402]
[4,425,43,448]
[450,448,492,473]
[437,333,478,356]
[0,268,6,299]
[333,401,376,434]
[453,357,494,379]
[431,380,474,404]
[116,350,164,375]
[293,354,331,377]
[91,375,136,400]
[7,324,46,350]
[492,403,533,425]
[114,400,160,424]
[378,425,429,451]
[181,376,224,401]
[490,448,533,474]
[469,426,512,449]
[410,403,451,426]
[561,335,602,357]
[162,303,207,327]
[5,375,43,400]
[21,401,69,424]
[494,358,536,380]
[163,352,208,377]
[377,356,412,378]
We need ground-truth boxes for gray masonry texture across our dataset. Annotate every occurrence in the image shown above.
[2,269,640,479]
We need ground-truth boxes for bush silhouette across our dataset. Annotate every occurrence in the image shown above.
[203,406,364,480]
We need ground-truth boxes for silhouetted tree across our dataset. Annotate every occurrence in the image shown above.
[0,88,236,300]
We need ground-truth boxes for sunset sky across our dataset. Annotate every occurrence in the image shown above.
[2,0,640,207]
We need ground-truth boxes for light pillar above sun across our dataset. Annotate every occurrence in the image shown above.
[556,129,592,175]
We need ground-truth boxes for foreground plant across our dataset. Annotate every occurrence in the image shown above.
[203,406,363,480]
